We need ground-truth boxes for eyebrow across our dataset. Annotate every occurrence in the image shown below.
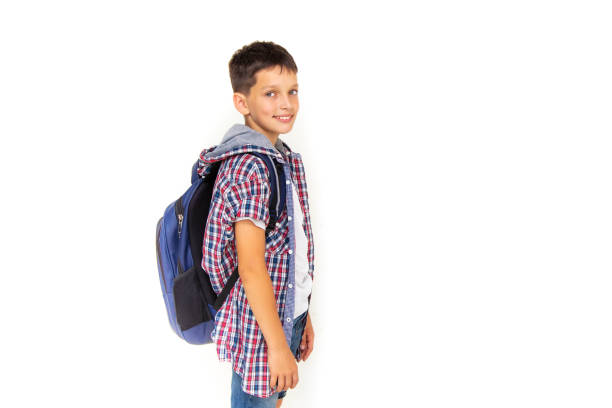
[263,83,299,88]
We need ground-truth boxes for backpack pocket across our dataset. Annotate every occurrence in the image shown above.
[173,266,213,331]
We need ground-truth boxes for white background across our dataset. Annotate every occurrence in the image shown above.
[1,1,611,407]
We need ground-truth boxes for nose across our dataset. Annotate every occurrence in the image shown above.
[279,94,293,111]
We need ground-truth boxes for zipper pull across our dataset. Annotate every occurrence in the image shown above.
[178,214,184,237]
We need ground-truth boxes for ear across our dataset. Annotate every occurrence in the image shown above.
[233,92,250,116]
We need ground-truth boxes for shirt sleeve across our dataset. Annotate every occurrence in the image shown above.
[235,216,267,230]
[222,157,271,228]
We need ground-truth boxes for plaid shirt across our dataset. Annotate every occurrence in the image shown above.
[197,132,314,398]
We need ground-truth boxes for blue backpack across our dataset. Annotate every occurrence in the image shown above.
[155,152,286,344]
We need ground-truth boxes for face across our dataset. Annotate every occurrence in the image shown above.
[234,65,299,144]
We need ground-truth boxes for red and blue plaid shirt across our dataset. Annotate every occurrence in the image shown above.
[197,125,315,398]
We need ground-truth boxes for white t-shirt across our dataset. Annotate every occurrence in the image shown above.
[235,178,312,319]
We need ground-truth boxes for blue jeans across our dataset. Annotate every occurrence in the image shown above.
[230,310,308,407]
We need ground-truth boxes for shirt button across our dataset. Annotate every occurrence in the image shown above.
[286,180,290,185]
[288,216,292,221]
[288,283,293,288]
[286,317,291,322]
[288,249,293,254]
[276,222,280,227]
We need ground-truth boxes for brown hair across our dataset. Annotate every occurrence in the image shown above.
[228,41,298,96]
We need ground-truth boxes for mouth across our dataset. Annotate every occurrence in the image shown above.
[273,114,293,123]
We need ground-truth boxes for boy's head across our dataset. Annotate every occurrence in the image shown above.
[229,41,299,144]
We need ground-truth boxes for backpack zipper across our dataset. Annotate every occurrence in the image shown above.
[175,197,184,238]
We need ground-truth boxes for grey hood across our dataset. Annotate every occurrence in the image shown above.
[196,123,293,178]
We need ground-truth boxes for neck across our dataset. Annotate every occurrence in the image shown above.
[244,118,278,146]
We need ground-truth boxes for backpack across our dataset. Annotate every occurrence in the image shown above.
[155,152,286,345]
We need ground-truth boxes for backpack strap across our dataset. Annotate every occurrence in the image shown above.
[191,161,200,184]
[249,152,286,234]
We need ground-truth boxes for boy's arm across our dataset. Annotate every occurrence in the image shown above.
[234,218,289,352]
[224,157,299,392]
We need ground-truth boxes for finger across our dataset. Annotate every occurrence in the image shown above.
[291,372,299,388]
[301,339,309,361]
[287,374,295,389]
[301,336,310,361]
[270,374,278,391]
[304,337,314,360]
[277,375,286,392]
[285,374,291,391]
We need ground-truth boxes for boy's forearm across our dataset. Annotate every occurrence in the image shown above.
[239,265,288,351]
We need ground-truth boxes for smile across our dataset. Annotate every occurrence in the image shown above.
[273,115,292,123]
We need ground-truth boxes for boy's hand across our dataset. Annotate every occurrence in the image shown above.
[268,345,299,393]
[299,314,314,361]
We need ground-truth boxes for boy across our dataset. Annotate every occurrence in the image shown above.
[196,41,315,407]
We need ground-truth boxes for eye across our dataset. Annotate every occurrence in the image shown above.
[265,91,275,97]
[290,89,298,95]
